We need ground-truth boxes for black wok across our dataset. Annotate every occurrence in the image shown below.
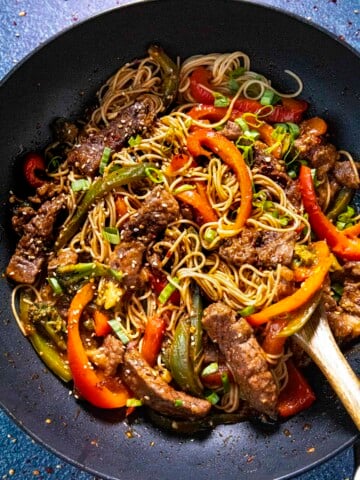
[0,1,359,479]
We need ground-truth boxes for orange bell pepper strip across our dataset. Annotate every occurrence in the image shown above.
[175,181,218,225]
[187,129,252,231]
[246,241,331,326]
[343,222,360,239]
[67,282,130,409]
[115,196,128,218]
[141,314,167,367]
[300,116,328,136]
[278,359,316,417]
[93,309,112,337]
[299,165,360,260]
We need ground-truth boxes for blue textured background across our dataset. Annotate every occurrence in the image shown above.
[0,1,359,479]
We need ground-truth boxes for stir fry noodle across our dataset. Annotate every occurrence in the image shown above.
[7,46,360,430]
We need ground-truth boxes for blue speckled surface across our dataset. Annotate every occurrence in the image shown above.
[0,1,359,479]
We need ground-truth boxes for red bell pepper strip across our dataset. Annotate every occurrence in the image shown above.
[175,182,218,225]
[93,309,112,337]
[278,359,316,417]
[200,363,233,389]
[141,314,167,367]
[23,152,48,189]
[148,269,181,305]
[299,165,360,260]
[262,317,289,356]
[246,241,331,326]
[188,67,308,123]
[67,282,130,408]
[187,129,253,232]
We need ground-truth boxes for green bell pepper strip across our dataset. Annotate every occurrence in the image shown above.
[56,262,123,285]
[55,163,153,250]
[326,187,353,221]
[169,284,204,396]
[148,45,179,109]
[29,332,72,383]
[18,291,72,382]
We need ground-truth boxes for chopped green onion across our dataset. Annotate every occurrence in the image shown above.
[288,169,298,179]
[244,130,260,141]
[158,277,180,304]
[336,205,356,230]
[286,122,300,138]
[213,93,230,107]
[173,184,196,194]
[47,277,63,295]
[145,166,164,184]
[234,117,249,132]
[260,89,280,106]
[99,147,112,174]
[239,305,255,317]
[174,399,184,407]
[221,372,230,393]
[228,78,239,94]
[204,228,217,243]
[126,398,143,407]
[71,179,90,192]
[279,216,290,226]
[331,283,344,302]
[108,319,129,345]
[128,134,142,147]
[205,391,220,405]
[102,227,120,245]
[229,67,246,79]
[201,362,219,377]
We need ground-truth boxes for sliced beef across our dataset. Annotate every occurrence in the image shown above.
[88,335,125,377]
[339,279,360,316]
[10,203,36,235]
[333,160,360,189]
[294,123,338,177]
[202,302,278,417]
[121,186,180,245]
[122,348,211,419]
[273,267,296,301]
[221,120,242,141]
[322,280,360,343]
[219,227,296,269]
[48,249,78,272]
[109,240,147,290]
[253,142,290,187]
[67,100,156,177]
[6,194,66,284]
[257,230,296,267]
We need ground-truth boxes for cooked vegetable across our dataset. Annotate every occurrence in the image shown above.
[299,165,360,260]
[55,163,154,250]
[23,152,48,189]
[67,282,130,408]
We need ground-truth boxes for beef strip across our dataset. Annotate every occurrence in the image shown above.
[120,186,180,245]
[122,348,211,419]
[221,121,242,141]
[47,249,78,272]
[202,302,278,417]
[253,142,290,187]
[333,160,360,189]
[6,194,66,284]
[322,278,360,343]
[67,101,156,177]
[88,335,124,377]
[109,240,147,290]
[219,227,296,269]
[10,202,36,235]
[294,122,338,177]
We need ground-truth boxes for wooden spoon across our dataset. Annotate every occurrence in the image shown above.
[293,305,360,430]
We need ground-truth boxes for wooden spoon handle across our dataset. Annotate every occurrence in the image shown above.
[294,307,360,430]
